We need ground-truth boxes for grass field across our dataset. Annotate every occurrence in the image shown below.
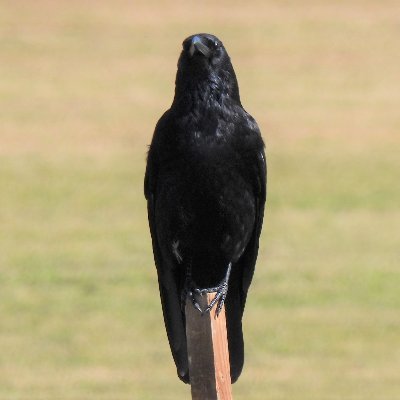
[1,1,399,399]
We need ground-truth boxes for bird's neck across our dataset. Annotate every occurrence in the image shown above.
[172,74,240,114]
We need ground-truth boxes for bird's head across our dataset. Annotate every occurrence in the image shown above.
[174,33,241,106]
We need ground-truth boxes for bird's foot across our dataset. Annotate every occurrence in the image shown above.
[194,262,232,316]
[181,282,203,313]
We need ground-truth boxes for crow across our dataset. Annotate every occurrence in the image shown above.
[144,33,266,384]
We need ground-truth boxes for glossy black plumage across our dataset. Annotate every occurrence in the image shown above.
[144,33,266,384]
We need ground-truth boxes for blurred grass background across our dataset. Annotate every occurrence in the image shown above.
[1,0,399,398]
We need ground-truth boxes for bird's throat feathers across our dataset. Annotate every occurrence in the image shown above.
[172,67,241,113]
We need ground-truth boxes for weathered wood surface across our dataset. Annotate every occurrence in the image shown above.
[185,292,233,400]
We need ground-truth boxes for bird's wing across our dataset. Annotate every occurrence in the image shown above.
[237,127,267,313]
[224,128,266,382]
[144,122,190,383]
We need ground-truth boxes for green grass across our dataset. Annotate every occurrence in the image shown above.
[0,1,399,398]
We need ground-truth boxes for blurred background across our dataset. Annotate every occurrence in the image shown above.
[0,1,399,398]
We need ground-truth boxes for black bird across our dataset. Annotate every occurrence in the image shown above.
[144,33,266,384]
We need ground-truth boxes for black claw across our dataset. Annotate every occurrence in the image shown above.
[183,262,232,315]
[215,294,226,316]
[205,293,221,313]
[204,283,228,316]
[203,264,231,315]
[190,292,203,313]
[183,286,204,313]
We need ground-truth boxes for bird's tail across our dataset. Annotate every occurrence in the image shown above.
[157,268,190,383]
[224,272,245,383]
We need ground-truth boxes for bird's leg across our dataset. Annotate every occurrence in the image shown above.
[195,262,232,316]
[181,264,203,313]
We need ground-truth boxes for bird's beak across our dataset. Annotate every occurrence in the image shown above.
[189,36,212,58]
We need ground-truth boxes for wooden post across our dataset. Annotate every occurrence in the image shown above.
[185,292,233,400]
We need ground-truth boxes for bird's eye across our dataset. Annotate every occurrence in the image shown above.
[214,41,219,48]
